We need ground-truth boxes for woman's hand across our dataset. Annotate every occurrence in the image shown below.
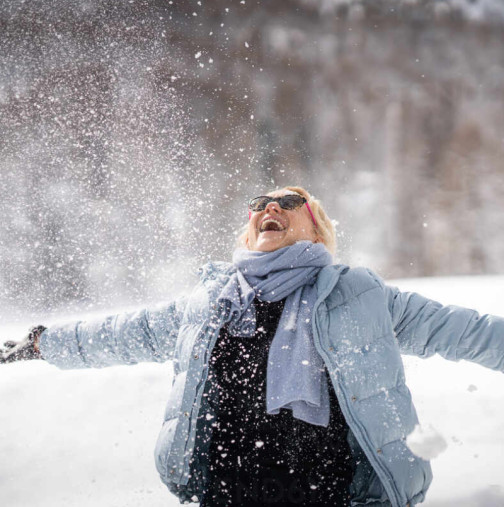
[0,325,46,363]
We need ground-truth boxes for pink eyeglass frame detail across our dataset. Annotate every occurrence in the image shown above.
[304,202,318,229]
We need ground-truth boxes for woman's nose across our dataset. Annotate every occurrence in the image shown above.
[264,200,281,214]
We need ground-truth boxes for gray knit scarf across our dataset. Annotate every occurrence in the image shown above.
[217,240,333,427]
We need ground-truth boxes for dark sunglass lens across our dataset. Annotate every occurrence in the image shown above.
[249,196,271,211]
[280,195,304,209]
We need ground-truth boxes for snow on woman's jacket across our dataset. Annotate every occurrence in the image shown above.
[39,262,504,507]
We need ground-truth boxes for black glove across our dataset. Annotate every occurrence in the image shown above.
[0,325,46,363]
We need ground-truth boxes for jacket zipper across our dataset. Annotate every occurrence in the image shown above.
[179,308,227,482]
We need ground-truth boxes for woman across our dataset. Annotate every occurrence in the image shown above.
[2,186,504,507]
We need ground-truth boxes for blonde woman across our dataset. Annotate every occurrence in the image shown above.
[2,186,504,507]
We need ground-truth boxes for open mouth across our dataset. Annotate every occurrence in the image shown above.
[259,218,286,233]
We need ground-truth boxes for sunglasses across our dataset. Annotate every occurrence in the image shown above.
[248,195,318,228]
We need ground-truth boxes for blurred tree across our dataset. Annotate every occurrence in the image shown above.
[1,0,503,318]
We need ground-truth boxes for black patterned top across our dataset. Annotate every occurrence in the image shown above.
[200,298,354,506]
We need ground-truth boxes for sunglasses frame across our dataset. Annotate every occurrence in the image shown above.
[248,195,318,228]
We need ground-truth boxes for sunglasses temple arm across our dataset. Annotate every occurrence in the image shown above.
[305,202,318,228]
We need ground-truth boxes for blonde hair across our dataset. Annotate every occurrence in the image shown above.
[237,185,337,256]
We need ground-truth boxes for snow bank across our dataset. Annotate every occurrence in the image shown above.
[1,275,504,506]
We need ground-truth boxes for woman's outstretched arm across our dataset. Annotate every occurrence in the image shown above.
[384,280,504,371]
[2,297,187,369]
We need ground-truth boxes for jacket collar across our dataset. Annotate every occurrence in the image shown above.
[198,261,235,282]
[314,264,349,301]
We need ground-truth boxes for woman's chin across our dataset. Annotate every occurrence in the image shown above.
[253,236,290,252]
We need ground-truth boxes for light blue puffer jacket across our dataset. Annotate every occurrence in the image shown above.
[40,262,504,506]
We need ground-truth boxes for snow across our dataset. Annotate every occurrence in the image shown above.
[406,424,448,461]
[1,274,504,506]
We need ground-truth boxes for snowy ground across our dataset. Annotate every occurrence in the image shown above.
[1,275,504,507]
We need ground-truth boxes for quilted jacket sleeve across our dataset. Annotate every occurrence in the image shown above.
[368,270,504,372]
[39,297,187,369]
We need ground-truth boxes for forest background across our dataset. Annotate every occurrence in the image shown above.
[1,0,504,322]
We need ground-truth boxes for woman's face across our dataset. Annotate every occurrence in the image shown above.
[247,190,320,252]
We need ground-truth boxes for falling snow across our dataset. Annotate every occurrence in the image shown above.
[1,1,504,506]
